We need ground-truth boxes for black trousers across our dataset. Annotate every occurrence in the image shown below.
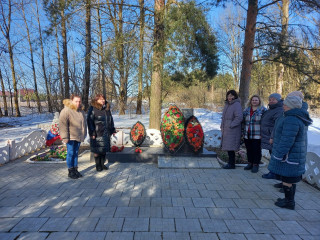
[244,138,261,165]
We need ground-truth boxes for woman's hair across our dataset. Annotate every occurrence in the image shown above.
[225,90,238,101]
[93,94,105,102]
[93,94,110,110]
[70,94,81,100]
[246,94,264,108]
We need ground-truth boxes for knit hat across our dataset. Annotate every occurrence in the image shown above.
[268,93,281,101]
[284,96,302,109]
[287,91,304,100]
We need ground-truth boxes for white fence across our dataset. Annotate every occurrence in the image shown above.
[0,130,46,164]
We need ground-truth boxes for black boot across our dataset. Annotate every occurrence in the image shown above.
[274,182,283,188]
[277,184,296,203]
[244,163,253,170]
[100,155,108,170]
[68,168,78,179]
[74,167,83,178]
[223,151,235,169]
[275,185,296,210]
[95,156,102,172]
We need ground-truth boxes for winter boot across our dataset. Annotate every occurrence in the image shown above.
[251,164,259,173]
[223,152,235,169]
[244,163,253,170]
[95,156,102,172]
[277,184,296,203]
[274,182,283,188]
[100,155,108,170]
[275,185,296,210]
[223,163,235,169]
[74,167,83,178]
[68,168,78,179]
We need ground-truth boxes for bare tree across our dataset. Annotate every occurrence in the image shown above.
[82,0,92,110]
[276,0,289,94]
[106,0,127,115]
[136,0,145,114]
[61,6,70,98]
[20,0,41,113]
[217,4,244,90]
[0,0,20,116]
[55,24,64,107]
[35,0,53,112]
[96,0,106,97]
[0,69,8,116]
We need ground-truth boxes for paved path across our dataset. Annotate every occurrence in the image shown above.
[1,152,320,240]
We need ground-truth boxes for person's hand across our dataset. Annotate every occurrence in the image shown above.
[91,136,96,139]
[269,139,273,144]
[63,139,69,144]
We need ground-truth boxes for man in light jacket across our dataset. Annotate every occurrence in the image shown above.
[59,94,87,179]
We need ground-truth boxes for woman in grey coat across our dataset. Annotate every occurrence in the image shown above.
[220,90,243,169]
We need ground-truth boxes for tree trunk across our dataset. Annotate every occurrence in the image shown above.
[55,24,64,107]
[21,1,41,113]
[239,0,258,108]
[36,0,52,112]
[149,0,165,130]
[82,0,91,110]
[61,8,70,99]
[136,0,145,114]
[118,2,126,115]
[276,0,289,95]
[0,70,8,116]
[7,37,20,117]
[96,0,106,98]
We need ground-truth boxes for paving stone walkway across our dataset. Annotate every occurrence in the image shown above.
[0,151,320,240]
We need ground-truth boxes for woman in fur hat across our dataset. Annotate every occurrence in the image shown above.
[87,94,116,171]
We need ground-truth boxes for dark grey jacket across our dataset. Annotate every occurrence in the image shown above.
[261,100,283,150]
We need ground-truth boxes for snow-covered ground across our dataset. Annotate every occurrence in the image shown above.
[0,108,319,156]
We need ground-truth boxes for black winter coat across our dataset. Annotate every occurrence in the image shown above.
[87,101,115,154]
[260,100,283,150]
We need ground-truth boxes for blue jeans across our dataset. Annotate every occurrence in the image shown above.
[66,141,81,169]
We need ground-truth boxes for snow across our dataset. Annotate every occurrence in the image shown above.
[0,108,319,157]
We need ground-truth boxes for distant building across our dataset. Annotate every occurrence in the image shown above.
[1,89,35,102]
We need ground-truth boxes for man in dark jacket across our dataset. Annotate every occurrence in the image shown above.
[261,93,283,179]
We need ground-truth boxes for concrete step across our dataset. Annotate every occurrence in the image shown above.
[158,156,220,169]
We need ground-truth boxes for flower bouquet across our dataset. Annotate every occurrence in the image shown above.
[185,116,204,153]
[111,146,124,152]
[130,121,146,153]
[160,105,185,153]
[32,145,67,161]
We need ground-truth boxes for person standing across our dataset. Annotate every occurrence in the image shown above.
[59,94,87,179]
[268,96,312,210]
[220,90,243,169]
[87,94,116,172]
[243,95,267,173]
[261,93,284,179]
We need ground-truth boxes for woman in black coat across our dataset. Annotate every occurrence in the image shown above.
[87,94,116,171]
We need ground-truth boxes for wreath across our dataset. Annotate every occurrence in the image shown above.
[130,121,146,147]
[184,115,204,153]
[160,105,185,153]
